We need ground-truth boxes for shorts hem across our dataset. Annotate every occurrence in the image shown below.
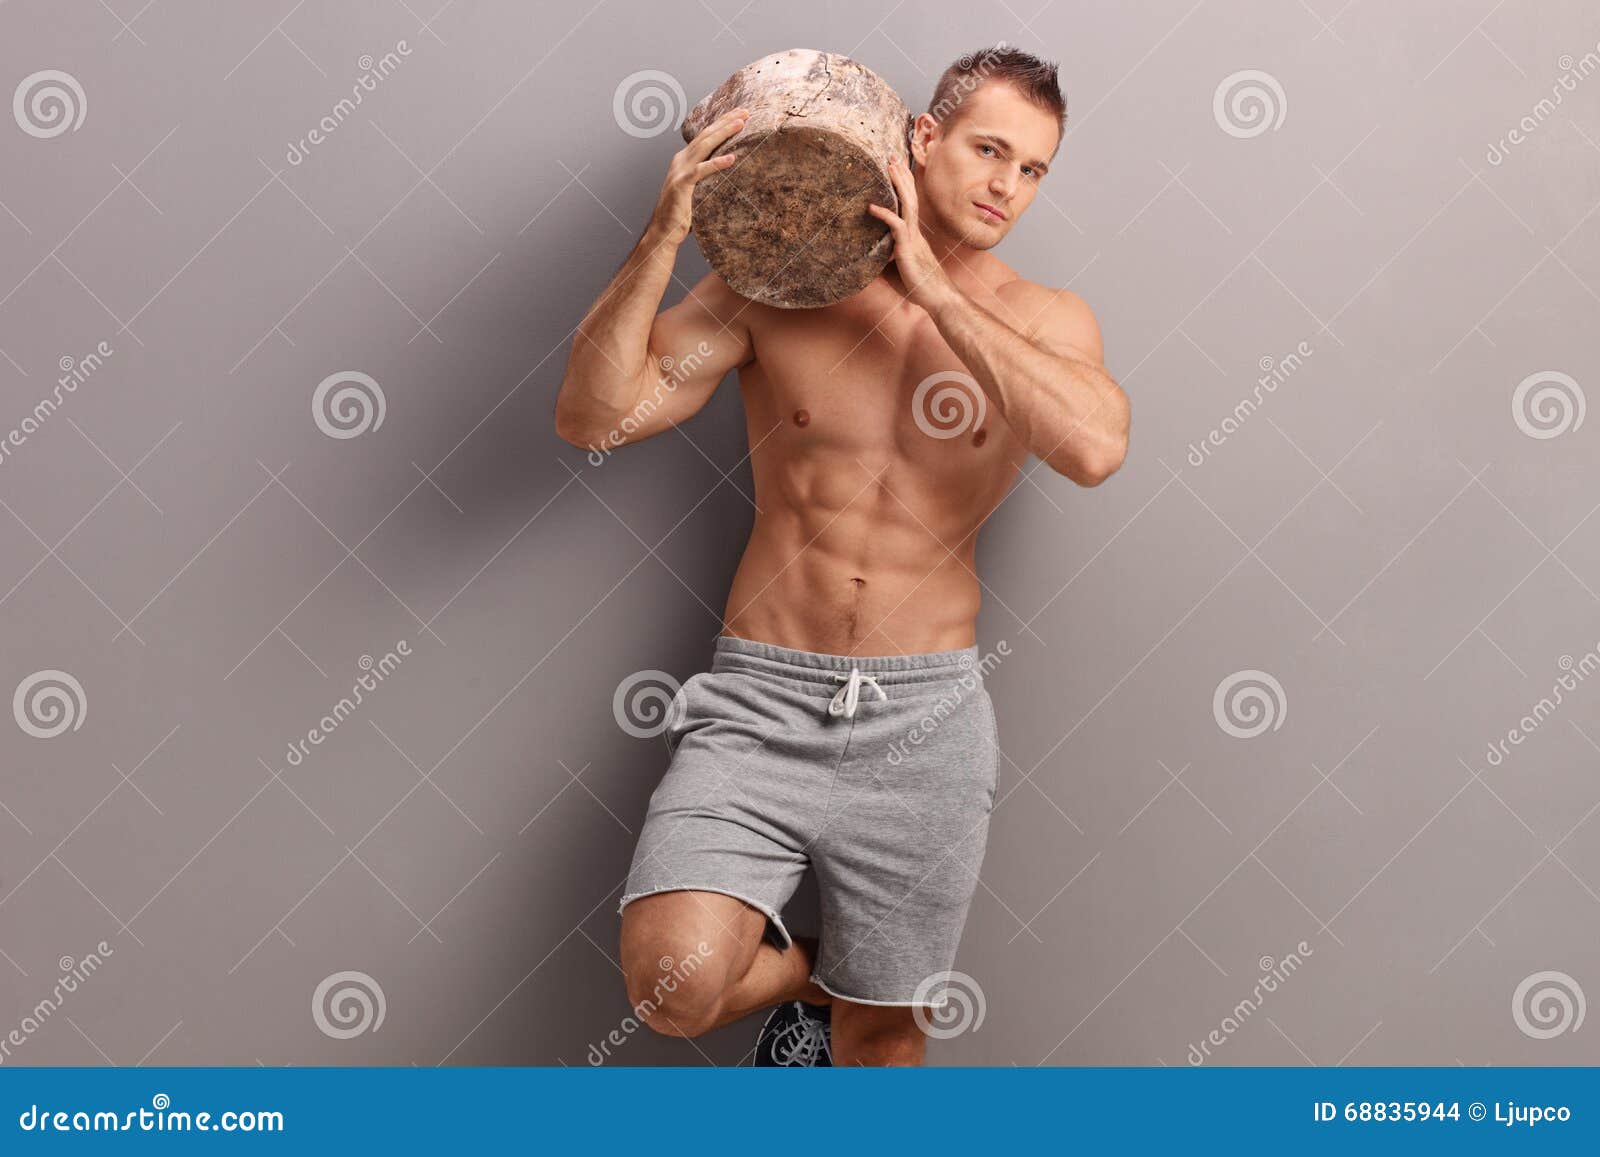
[618,885,793,951]
[809,971,951,1009]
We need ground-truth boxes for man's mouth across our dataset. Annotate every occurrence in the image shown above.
[974,201,1007,223]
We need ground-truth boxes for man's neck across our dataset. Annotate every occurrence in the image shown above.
[924,221,991,289]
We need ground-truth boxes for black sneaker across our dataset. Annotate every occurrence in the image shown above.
[754,1000,833,1066]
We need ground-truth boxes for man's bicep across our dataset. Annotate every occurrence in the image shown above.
[648,272,755,388]
[589,274,752,446]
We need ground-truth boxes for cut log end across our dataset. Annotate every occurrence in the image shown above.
[682,49,911,309]
[692,125,895,309]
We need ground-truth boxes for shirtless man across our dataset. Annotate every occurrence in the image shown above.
[556,47,1129,1066]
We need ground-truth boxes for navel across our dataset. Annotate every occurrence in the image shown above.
[972,426,987,447]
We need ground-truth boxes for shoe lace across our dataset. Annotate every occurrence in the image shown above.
[771,1003,831,1066]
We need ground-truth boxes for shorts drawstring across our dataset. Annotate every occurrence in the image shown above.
[828,666,887,719]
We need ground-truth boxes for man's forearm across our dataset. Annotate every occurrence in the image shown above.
[559,224,681,435]
[924,283,1128,484]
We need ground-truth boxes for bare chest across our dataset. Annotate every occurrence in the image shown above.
[736,281,1019,477]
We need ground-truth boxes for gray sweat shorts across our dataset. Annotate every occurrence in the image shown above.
[619,634,998,1007]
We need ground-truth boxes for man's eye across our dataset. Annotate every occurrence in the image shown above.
[978,144,994,156]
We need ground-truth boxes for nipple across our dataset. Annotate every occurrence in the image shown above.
[792,408,810,427]
[972,426,987,447]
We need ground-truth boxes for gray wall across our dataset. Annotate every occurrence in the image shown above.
[2,0,1598,1067]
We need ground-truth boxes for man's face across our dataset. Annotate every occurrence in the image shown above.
[911,81,1060,250]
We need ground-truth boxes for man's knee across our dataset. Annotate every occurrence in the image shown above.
[619,890,763,1038]
[624,963,724,1037]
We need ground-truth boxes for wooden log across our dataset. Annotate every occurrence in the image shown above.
[681,49,911,309]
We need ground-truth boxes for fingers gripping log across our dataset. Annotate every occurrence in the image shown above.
[681,49,913,309]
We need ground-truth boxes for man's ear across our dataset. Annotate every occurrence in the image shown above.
[907,111,940,169]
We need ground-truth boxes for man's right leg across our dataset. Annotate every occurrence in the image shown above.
[619,889,827,1038]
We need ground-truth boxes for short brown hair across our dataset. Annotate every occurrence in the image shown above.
[927,44,1065,136]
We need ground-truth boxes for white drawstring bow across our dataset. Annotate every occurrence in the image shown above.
[829,666,887,719]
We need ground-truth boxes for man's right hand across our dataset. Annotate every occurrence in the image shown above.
[650,107,749,244]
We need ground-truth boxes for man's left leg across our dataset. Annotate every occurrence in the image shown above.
[806,665,999,1066]
[830,1001,927,1066]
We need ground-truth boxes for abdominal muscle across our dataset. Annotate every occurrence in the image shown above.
[719,425,997,657]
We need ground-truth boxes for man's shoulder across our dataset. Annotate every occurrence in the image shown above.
[693,270,762,317]
[993,273,1092,316]
[992,276,1103,362]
